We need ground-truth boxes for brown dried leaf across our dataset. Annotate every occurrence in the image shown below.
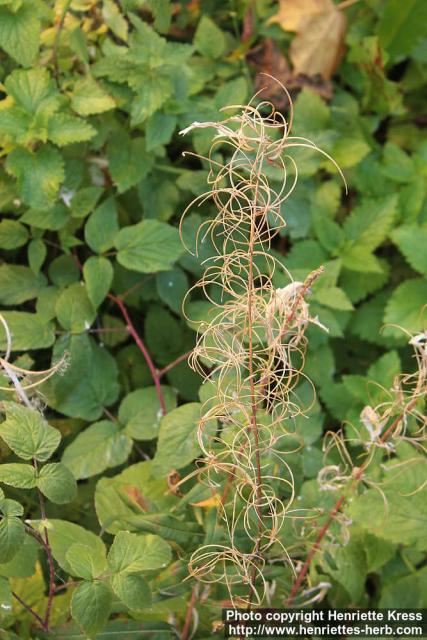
[290,10,347,80]
[268,0,347,80]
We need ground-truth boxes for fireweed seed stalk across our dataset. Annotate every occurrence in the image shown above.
[178,83,426,610]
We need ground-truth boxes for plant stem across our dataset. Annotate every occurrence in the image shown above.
[109,295,167,416]
[180,583,199,640]
[158,351,193,378]
[12,591,47,631]
[33,459,56,630]
[286,397,418,604]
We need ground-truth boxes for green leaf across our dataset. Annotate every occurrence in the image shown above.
[110,573,151,610]
[381,142,415,183]
[0,463,36,489]
[70,187,103,219]
[326,534,367,601]
[102,0,128,41]
[44,334,119,421]
[0,498,23,518]
[55,283,96,333]
[4,67,58,114]
[0,402,61,462]
[66,543,107,580]
[0,219,28,249]
[37,463,77,504]
[341,247,385,274]
[391,225,427,274]
[378,0,427,60]
[115,220,183,273]
[85,197,119,254]
[343,195,397,251]
[194,15,227,59]
[131,75,172,126]
[0,535,38,578]
[40,519,106,574]
[379,567,427,608]
[71,581,112,639]
[0,517,24,563]
[0,2,40,66]
[146,112,177,152]
[107,134,153,194]
[0,576,12,615]
[154,403,201,473]
[311,287,353,311]
[156,268,189,314]
[21,203,70,231]
[0,264,46,305]
[348,454,427,551]
[6,144,65,209]
[48,113,96,147]
[0,312,55,351]
[71,76,116,117]
[62,420,132,480]
[107,531,171,574]
[384,278,427,336]
[28,238,47,274]
[83,257,114,309]
[119,386,177,441]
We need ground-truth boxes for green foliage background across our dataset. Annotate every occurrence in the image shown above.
[0,0,426,637]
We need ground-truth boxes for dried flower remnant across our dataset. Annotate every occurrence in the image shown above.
[179,78,345,605]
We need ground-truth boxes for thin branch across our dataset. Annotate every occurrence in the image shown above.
[180,583,199,640]
[12,591,47,631]
[336,0,360,9]
[158,350,193,378]
[109,294,167,416]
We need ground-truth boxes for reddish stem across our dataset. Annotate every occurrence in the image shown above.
[12,591,47,630]
[286,398,418,605]
[158,350,192,378]
[180,584,198,640]
[109,294,167,416]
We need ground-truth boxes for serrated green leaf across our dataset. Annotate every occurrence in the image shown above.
[39,519,106,575]
[71,581,112,639]
[37,463,77,504]
[83,256,113,309]
[0,2,40,66]
[0,311,54,351]
[343,195,397,251]
[48,113,96,147]
[0,264,46,305]
[311,286,353,311]
[391,225,427,274]
[0,219,28,249]
[384,278,427,336]
[85,197,119,254]
[44,334,119,421]
[115,220,183,273]
[378,0,427,60]
[62,421,132,480]
[0,463,36,489]
[28,238,46,274]
[66,543,107,580]
[6,144,65,209]
[194,15,227,59]
[107,134,153,193]
[0,402,61,462]
[70,186,103,219]
[0,517,24,564]
[108,531,171,574]
[56,282,96,333]
[120,386,177,441]
[71,76,116,117]
[110,572,151,610]
[102,0,128,41]
[154,403,201,473]
[145,112,176,151]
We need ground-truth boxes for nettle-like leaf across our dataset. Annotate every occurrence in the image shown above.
[153,403,202,473]
[0,0,40,66]
[62,420,133,480]
[71,580,112,639]
[115,220,183,273]
[0,402,60,462]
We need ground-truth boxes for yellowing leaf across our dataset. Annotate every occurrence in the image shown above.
[190,493,221,508]
[269,0,332,31]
